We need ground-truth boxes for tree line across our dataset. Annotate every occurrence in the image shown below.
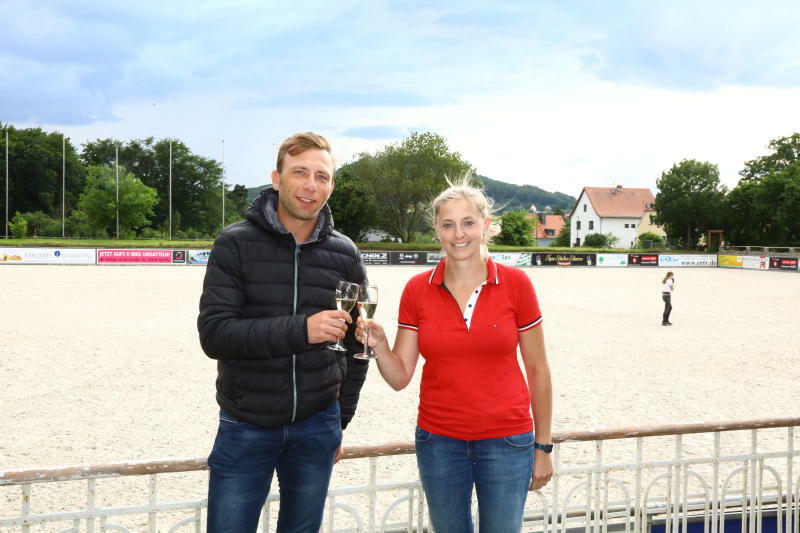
[654,133,800,247]
[0,122,248,239]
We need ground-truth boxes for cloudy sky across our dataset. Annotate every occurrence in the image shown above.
[3,0,800,196]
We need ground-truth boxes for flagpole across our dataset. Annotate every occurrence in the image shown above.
[4,128,8,239]
[169,140,172,240]
[62,134,66,238]
[221,139,225,229]
[115,144,119,239]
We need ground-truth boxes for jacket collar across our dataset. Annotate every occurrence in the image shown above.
[246,186,334,243]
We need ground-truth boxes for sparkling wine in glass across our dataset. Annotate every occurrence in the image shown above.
[354,284,379,360]
[331,281,358,351]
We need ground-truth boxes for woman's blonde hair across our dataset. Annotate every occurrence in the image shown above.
[430,175,501,246]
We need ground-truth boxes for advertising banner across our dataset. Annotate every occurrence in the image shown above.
[718,254,743,268]
[390,251,428,265]
[0,247,96,265]
[188,249,211,265]
[596,254,628,267]
[360,251,389,265]
[628,254,659,266]
[658,254,718,267]
[97,249,181,264]
[531,253,596,266]
[489,252,532,267]
[171,250,186,264]
[769,257,799,271]
[426,251,444,265]
[742,256,768,270]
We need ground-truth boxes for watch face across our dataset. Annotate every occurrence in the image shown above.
[535,442,553,453]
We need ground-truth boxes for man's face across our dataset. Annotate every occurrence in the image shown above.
[271,148,335,223]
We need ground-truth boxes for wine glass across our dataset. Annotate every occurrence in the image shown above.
[354,284,379,360]
[331,281,359,351]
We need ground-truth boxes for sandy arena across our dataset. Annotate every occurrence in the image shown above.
[1,264,798,522]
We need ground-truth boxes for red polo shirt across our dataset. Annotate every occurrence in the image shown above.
[398,258,543,440]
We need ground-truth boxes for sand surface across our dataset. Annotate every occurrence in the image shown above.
[1,264,798,522]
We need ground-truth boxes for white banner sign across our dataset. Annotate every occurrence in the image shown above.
[188,249,211,265]
[0,247,97,265]
[596,254,628,267]
[489,252,532,267]
[742,255,768,270]
[658,254,718,267]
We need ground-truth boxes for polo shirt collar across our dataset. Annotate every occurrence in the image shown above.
[428,257,500,285]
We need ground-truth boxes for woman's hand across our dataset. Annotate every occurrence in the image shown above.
[530,451,553,490]
[355,317,387,347]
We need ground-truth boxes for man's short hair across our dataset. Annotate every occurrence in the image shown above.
[276,132,333,173]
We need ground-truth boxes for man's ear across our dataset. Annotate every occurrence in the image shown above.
[270,170,281,190]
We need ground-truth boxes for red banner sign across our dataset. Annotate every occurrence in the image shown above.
[97,249,175,264]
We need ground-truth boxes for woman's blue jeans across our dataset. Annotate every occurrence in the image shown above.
[415,426,535,533]
[206,403,342,533]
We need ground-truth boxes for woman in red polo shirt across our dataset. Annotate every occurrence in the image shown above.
[356,179,554,533]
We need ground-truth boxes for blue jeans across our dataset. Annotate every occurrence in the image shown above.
[415,426,534,533]
[206,403,343,533]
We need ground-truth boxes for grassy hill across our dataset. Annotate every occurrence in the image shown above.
[246,177,575,212]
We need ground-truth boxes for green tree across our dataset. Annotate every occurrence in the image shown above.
[77,165,158,236]
[740,133,800,182]
[226,184,249,223]
[583,233,608,247]
[0,123,86,226]
[81,137,224,235]
[637,231,664,249]
[21,211,61,237]
[551,216,571,247]
[654,159,727,248]
[496,210,535,246]
[345,132,474,242]
[326,166,379,241]
[9,212,28,239]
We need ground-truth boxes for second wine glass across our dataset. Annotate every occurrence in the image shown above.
[354,284,378,360]
[332,281,359,351]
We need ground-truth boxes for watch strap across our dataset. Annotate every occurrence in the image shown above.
[533,441,553,453]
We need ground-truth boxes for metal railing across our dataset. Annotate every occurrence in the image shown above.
[2,417,799,532]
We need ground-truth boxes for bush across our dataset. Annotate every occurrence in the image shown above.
[22,211,61,237]
[496,210,535,246]
[583,233,608,247]
[9,212,29,239]
[638,231,664,249]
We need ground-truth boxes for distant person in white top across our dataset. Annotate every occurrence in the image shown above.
[661,271,675,326]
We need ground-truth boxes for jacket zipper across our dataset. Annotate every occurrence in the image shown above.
[291,245,300,422]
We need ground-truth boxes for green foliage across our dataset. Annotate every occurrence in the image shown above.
[496,210,535,246]
[21,211,61,237]
[9,212,28,239]
[638,231,664,248]
[344,132,474,242]
[326,167,379,241]
[0,123,86,225]
[476,175,575,213]
[551,216,571,247]
[77,165,158,237]
[81,137,224,235]
[583,233,608,247]
[740,133,800,182]
[654,159,726,248]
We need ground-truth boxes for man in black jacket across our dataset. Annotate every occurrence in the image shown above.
[198,132,368,532]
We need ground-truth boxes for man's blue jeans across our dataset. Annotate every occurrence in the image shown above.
[415,426,534,533]
[206,402,343,533]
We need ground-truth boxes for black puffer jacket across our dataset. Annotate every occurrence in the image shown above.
[198,187,368,429]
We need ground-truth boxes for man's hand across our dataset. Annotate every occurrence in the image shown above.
[530,451,553,490]
[307,310,352,345]
[333,444,344,464]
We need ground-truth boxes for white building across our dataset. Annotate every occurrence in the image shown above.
[570,185,656,249]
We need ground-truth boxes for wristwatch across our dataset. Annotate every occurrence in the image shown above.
[533,441,553,453]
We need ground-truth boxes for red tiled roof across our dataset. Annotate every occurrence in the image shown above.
[532,214,564,238]
[571,186,654,218]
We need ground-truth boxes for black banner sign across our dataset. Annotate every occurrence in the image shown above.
[770,256,799,271]
[531,253,596,266]
[360,251,390,265]
[390,252,429,265]
[172,250,186,264]
[628,254,659,266]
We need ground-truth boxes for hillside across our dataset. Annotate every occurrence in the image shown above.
[245,176,575,213]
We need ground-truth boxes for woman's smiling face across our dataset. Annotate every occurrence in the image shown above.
[435,197,490,260]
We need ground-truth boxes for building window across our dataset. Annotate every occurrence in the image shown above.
[624,224,629,228]
[577,221,581,230]
[631,223,636,228]
[546,229,555,237]
[583,204,587,212]
[589,221,594,230]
